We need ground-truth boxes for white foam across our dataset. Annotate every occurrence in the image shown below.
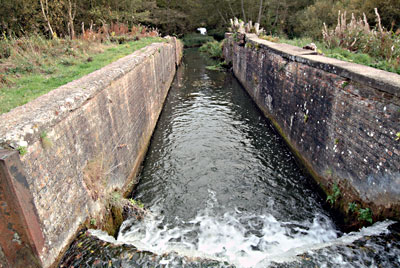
[89,191,395,267]
[113,204,343,267]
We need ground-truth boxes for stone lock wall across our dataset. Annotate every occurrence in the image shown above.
[0,38,182,267]
[224,33,400,223]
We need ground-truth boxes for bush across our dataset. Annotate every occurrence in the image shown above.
[182,33,214,48]
[199,40,223,59]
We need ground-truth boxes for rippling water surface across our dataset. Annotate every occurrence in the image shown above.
[118,49,337,266]
[62,49,399,268]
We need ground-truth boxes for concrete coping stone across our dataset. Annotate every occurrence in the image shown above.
[0,41,172,150]
[244,34,400,97]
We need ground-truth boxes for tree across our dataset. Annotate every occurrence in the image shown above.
[39,0,55,37]
[67,0,77,39]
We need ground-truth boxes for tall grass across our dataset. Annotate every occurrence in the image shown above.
[322,9,400,71]
[278,9,400,74]
[280,37,400,74]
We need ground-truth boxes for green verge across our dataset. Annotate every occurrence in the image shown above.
[0,37,164,114]
[279,37,400,75]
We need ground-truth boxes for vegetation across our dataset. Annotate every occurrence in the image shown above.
[293,0,400,40]
[0,35,163,114]
[90,218,97,226]
[326,183,341,205]
[2,0,398,39]
[348,202,358,213]
[348,202,373,224]
[205,63,229,72]
[228,4,399,74]
[199,40,228,72]
[279,35,400,74]
[282,7,399,74]
[128,198,144,209]
[199,41,224,60]
[182,33,214,48]
[322,9,399,72]
[303,114,309,123]
[40,131,53,149]
[1,0,398,108]
[358,207,373,224]
[17,146,27,156]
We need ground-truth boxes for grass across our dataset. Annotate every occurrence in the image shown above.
[279,37,400,75]
[0,37,164,114]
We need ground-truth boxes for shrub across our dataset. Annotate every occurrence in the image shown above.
[199,40,223,59]
[326,183,341,205]
[358,207,373,224]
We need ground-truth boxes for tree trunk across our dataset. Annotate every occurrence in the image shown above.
[39,0,55,38]
[257,0,264,24]
[217,9,228,24]
[241,0,247,22]
[227,0,235,18]
[67,0,76,39]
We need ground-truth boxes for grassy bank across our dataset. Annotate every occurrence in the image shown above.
[279,37,400,75]
[0,36,164,114]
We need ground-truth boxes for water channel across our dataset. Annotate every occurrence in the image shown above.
[60,49,400,268]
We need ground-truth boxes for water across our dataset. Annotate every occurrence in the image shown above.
[59,49,400,267]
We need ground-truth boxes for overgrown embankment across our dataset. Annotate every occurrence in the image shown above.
[229,9,400,75]
[0,32,163,114]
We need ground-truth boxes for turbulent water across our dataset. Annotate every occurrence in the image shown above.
[62,49,400,268]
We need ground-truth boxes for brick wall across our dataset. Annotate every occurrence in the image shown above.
[224,33,400,223]
[0,38,182,267]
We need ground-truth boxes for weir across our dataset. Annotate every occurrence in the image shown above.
[59,49,399,267]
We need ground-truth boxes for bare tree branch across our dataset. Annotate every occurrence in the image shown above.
[39,0,55,38]
[241,0,247,22]
[217,9,228,24]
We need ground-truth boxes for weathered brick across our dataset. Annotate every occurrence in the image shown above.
[224,33,400,221]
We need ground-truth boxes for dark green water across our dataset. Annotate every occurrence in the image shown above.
[60,49,399,268]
